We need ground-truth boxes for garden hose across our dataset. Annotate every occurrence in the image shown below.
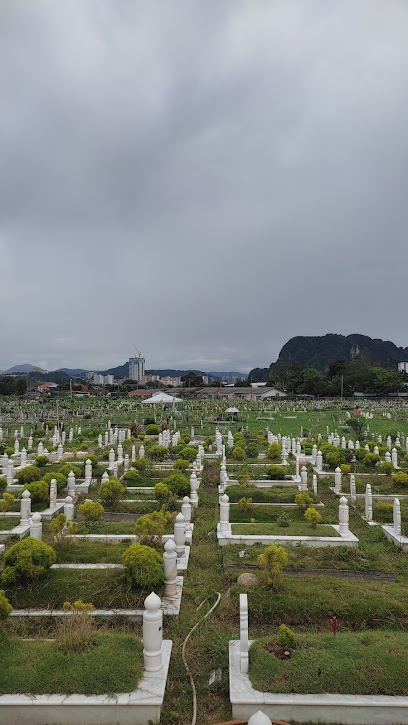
[181,592,222,725]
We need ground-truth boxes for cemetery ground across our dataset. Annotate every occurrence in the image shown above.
[1,399,408,724]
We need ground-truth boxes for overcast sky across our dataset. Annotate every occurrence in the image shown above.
[1,1,408,373]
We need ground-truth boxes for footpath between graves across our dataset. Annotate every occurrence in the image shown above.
[160,461,235,725]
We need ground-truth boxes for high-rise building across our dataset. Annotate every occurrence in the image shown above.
[129,356,145,382]
[398,362,408,373]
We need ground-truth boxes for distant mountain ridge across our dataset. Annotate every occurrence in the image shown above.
[278,333,408,372]
[249,333,408,381]
[1,361,245,382]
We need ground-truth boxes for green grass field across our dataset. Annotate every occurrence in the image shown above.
[249,630,408,695]
[0,633,143,695]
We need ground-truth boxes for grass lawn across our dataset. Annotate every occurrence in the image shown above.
[230,506,307,524]
[75,518,173,535]
[3,568,162,609]
[0,517,20,531]
[227,486,300,503]
[231,523,337,537]
[53,540,128,563]
[249,630,408,695]
[231,574,408,628]
[0,633,143,695]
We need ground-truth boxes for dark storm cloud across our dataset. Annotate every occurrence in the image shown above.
[1,0,408,372]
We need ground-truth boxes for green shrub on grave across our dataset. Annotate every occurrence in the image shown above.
[393,471,408,487]
[174,459,189,471]
[35,456,49,467]
[59,464,82,478]
[16,466,41,484]
[98,477,125,508]
[123,469,140,483]
[42,472,67,492]
[232,447,246,461]
[147,446,168,461]
[165,471,190,497]
[0,477,7,494]
[363,453,380,468]
[246,443,259,459]
[79,500,104,521]
[180,447,197,462]
[23,480,49,503]
[304,507,322,528]
[145,424,159,435]
[295,492,313,510]
[267,442,281,460]
[134,507,171,547]
[277,624,296,649]
[122,543,163,588]
[1,537,56,584]
[266,465,287,480]
[133,457,149,472]
[381,461,394,476]
[0,590,12,620]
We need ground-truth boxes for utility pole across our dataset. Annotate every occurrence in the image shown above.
[340,374,344,401]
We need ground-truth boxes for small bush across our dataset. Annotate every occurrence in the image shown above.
[182,434,191,444]
[174,459,189,471]
[147,445,168,461]
[133,457,149,472]
[122,542,163,588]
[165,471,190,497]
[258,545,288,588]
[16,466,41,484]
[232,447,246,461]
[277,512,292,528]
[246,443,259,459]
[2,537,56,584]
[295,492,313,510]
[56,600,95,652]
[267,442,281,460]
[35,456,49,467]
[43,472,67,492]
[237,497,253,513]
[180,447,197,462]
[50,513,78,544]
[145,424,159,435]
[134,506,171,547]
[59,464,82,478]
[123,469,140,482]
[381,461,394,476]
[326,452,344,469]
[374,501,394,522]
[266,465,287,480]
[154,482,175,507]
[363,453,380,468]
[0,590,12,620]
[234,432,244,443]
[23,480,49,503]
[98,477,125,508]
[340,464,351,475]
[0,492,14,514]
[304,507,322,527]
[0,477,6,494]
[79,500,104,521]
[277,624,296,649]
[393,471,408,487]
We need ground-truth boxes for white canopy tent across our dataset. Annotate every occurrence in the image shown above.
[141,392,182,404]
[225,406,240,414]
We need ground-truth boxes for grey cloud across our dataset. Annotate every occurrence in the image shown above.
[1,0,408,372]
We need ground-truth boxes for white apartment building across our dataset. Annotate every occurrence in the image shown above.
[398,362,408,373]
[129,356,145,382]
